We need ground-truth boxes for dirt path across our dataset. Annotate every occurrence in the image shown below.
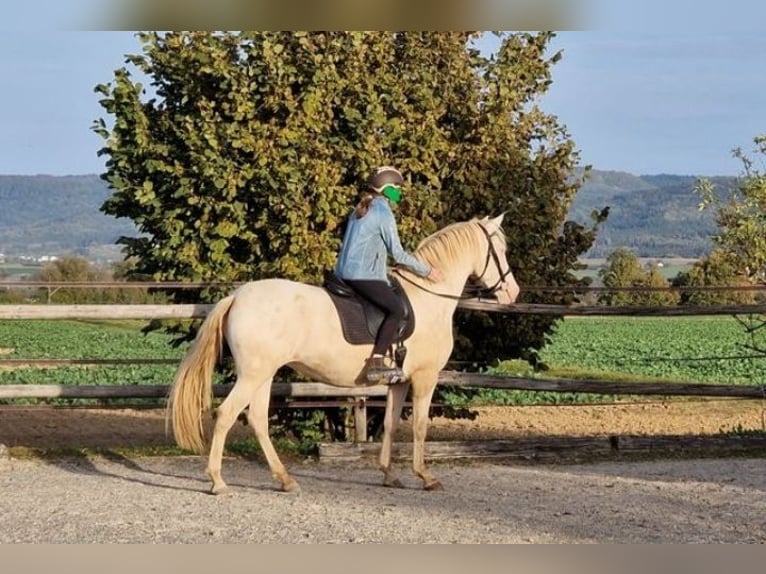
[0,398,764,450]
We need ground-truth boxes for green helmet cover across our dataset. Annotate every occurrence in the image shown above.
[381,184,402,204]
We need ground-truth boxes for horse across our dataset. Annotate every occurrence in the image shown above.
[168,213,520,493]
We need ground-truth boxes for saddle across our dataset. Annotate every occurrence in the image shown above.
[323,271,415,347]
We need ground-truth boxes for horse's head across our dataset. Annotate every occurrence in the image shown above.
[413,215,520,305]
[471,214,520,305]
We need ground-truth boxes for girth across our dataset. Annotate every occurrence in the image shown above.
[323,272,415,346]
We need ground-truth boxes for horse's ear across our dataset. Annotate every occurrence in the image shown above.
[488,213,506,230]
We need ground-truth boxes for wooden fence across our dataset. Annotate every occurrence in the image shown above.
[1,298,766,442]
[2,300,765,399]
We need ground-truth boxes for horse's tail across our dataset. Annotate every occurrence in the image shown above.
[168,294,236,453]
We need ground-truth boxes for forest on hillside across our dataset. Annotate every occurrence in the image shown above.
[0,175,136,261]
[568,171,737,258]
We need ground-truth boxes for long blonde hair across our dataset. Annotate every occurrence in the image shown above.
[354,191,380,218]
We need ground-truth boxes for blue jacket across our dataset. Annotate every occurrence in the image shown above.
[335,197,431,283]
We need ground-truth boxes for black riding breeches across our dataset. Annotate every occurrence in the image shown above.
[343,279,404,356]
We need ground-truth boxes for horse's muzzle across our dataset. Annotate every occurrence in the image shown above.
[495,281,520,305]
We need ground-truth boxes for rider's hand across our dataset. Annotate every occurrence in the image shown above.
[427,266,444,282]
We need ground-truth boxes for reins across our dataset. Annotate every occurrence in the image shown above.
[393,268,477,300]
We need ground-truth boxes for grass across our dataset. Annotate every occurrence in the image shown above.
[440,315,766,407]
[540,316,766,384]
[440,359,676,407]
[0,263,43,281]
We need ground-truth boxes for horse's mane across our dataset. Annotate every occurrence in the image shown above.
[413,218,506,269]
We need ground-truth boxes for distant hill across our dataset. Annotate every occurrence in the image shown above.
[0,170,739,262]
[0,175,136,262]
[569,170,738,258]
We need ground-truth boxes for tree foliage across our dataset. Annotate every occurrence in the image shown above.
[94,31,601,364]
[37,256,106,283]
[598,248,645,305]
[32,256,155,304]
[696,134,766,281]
[598,248,678,306]
[693,135,766,355]
[673,249,756,306]
[691,134,766,307]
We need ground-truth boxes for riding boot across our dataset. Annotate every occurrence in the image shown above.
[363,355,403,384]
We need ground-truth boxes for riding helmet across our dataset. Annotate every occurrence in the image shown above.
[367,166,404,192]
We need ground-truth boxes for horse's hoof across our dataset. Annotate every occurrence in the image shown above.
[281,479,301,493]
[383,478,405,489]
[210,483,229,495]
[424,480,444,491]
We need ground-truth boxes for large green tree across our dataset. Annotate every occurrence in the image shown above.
[673,249,755,306]
[696,134,766,281]
[598,248,678,307]
[94,31,601,363]
[694,136,766,357]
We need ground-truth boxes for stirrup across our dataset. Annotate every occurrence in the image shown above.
[364,357,403,384]
[365,366,403,384]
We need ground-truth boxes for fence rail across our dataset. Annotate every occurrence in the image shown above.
[0,382,388,400]
[4,300,766,320]
[0,373,762,401]
[3,280,766,292]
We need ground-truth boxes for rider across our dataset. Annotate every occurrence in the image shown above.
[335,166,443,383]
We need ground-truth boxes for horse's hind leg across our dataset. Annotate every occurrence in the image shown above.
[409,370,443,491]
[245,380,299,493]
[378,383,410,488]
[206,377,261,495]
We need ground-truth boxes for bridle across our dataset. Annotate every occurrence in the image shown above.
[472,223,514,298]
[394,222,512,301]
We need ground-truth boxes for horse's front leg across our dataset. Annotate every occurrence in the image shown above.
[409,370,442,491]
[378,382,411,488]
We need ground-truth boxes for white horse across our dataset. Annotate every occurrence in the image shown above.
[169,214,519,493]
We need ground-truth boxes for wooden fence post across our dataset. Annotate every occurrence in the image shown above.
[353,398,368,443]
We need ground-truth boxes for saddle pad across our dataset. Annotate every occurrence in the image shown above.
[325,276,416,346]
[326,292,379,345]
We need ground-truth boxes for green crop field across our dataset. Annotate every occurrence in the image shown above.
[536,316,765,385]
[0,320,190,390]
[472,315,766,406]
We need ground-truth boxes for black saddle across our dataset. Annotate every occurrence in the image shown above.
[323,271,415,346]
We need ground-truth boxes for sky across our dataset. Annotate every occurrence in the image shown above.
[1,2,765,177]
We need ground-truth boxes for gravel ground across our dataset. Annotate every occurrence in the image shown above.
[1,401,765,543]
[1,453,765,543]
